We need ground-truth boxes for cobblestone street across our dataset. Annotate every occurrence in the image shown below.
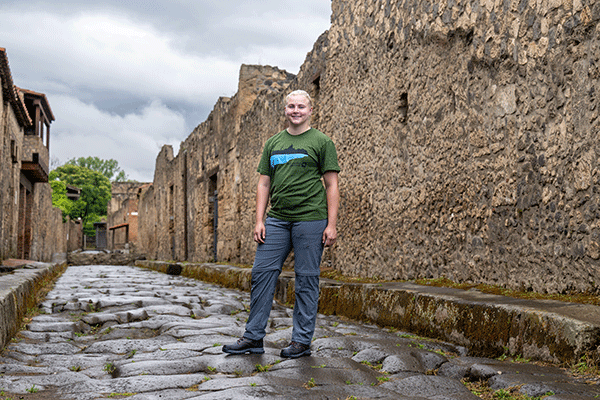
[0,264,599,399]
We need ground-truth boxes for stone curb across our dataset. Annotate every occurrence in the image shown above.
[136,260,600,365]
[0,261,65,350]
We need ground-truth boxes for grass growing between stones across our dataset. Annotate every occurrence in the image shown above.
[568,354,600,380]
[303,377,316,389]
[463,380,555,399]
[103,362,117,376]
[320,268,385,284]
[255,360,280,373]
[414,277,600,307]
[464,355,600,398]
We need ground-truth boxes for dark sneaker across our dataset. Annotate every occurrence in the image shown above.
[280,341,311,358]
[222,337,264,354]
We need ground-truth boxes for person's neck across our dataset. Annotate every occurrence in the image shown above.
[287,124,311,136]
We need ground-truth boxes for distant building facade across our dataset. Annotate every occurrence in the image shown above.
[107,182,150,251]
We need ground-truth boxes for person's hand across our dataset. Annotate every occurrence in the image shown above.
[254,222,266,244]
[322,225,337,247]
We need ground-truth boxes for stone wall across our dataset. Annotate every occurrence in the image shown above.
[320,0,600,294]
[67,219,82,252]
[22,134,49,173]
[0,100,22,260]
[138,183,157,259]
[28,182,66,260]
[134,0,600,294]
[0,48,67,262]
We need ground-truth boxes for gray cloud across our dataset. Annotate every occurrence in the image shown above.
[1,1,330,181]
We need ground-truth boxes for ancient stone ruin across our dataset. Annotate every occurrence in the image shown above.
[116,0,600,294]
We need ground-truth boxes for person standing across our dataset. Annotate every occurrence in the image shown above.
[223,89,340,358]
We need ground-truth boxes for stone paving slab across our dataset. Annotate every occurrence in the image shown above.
[0,264,598,399]
[136,260,600,365]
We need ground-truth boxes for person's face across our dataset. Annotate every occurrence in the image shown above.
[285,95,312,127]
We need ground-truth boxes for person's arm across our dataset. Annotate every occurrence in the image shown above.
[253,174,271,243]
[322,171,339,246]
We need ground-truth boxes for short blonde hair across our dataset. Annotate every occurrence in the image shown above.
[285,90,312,107]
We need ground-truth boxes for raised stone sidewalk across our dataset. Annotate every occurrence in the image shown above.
[136,260,600,365]
[0,257,66,350]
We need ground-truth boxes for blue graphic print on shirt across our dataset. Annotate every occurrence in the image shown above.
[270,146,309,168]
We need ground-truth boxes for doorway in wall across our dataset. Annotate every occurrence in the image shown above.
[17,176,33,260]
[208,173,218,262]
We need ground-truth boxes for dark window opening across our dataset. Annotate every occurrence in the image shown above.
[10,140,18,163]
[399,92,408,123]
[312,75,321,99]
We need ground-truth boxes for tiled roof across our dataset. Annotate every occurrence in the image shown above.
[17,87,55,121]
[0,48,32,127]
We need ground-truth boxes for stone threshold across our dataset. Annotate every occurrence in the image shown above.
[136,260,600,365]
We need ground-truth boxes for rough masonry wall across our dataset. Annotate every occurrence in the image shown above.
[138,184,157,258]
[134,0,600,294]
[22,134,49,171]
[29,182,66,261]
[321,0,600,293]
[0,95,23,260]
[66,219,82,252]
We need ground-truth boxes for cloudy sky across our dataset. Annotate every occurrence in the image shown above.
[1,1,331,182]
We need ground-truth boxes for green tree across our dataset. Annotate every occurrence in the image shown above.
[49,164,112,236]
[50,180,72,221]
[66,156,128,182]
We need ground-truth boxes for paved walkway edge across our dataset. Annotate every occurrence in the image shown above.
[136,260,600,365]
[0,261,66,350]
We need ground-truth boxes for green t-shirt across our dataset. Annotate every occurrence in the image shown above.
[257,128,340,221]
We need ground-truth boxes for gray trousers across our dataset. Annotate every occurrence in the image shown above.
[243,217,327,345]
